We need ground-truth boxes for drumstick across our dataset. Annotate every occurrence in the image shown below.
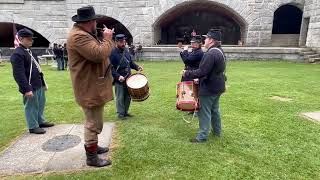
[138,64,144,73]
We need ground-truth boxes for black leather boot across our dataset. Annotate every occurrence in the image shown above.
[84,143,112,167]
[29,127,46,134]
[97,146,109,154]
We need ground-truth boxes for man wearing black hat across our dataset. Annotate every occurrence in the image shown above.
[67,5,114,167]
[110,34,143,119]
[182,30,226,143]
[180,35,204,81]
[10,28,54,135]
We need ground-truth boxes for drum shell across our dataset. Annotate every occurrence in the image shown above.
[126,73,150,102]
[176,81,199,111]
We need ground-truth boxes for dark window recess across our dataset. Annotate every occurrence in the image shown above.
[272,5,303,34]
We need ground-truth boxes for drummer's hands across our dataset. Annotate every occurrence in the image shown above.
[103,26,114,40]
[138,66,143,72]
[181,70,186,77]
[119,76,125,82]
[193,78,199,84]
[183,45,188,51]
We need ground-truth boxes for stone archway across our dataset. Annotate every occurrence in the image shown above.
[271,4,303,47]
[153,1,247,45]
[96,16,133,44]
[0,22,50,47]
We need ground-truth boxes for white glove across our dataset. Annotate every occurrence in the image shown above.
[183,46,188,51]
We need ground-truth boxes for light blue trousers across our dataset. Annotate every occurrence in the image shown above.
[115,83,131,116]
[196,95,222,141]
[23,87,46,129]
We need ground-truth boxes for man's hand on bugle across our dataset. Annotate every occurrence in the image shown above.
[103,25,114,40]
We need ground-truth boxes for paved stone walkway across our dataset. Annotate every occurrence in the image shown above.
[302,112,320,122]
[0,123,114,176]
[270,96,293,102]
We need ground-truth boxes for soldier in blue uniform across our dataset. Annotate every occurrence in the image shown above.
[182,30,226,143]
[180,35,204,81]
[110,34,143,119]
[10,28,54,134]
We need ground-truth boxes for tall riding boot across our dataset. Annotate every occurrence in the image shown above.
[84,143,112,167]
[97,145,109,154]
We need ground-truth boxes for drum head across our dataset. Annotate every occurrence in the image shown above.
[126,74,148,89]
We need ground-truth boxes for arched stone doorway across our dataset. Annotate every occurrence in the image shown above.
[96,17,132,44]
[153,1,247,45]
[0,22,50,47]
[271,4,303,47]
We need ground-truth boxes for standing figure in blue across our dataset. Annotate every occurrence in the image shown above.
[182,30,226,143]
[10,28,54,134]
[180,35,204,81]
[110,34,143,119]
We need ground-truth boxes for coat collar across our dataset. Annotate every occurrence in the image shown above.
[73,23,99,41]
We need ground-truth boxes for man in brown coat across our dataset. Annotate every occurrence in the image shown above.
[67,6,114,167]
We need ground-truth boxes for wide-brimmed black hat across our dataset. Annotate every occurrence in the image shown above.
[202,30,222,41]
[190,35,202,43]
[18,28,36,38]
[72,6,103,22]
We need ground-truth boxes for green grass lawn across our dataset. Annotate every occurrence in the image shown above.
[0,61,320,179]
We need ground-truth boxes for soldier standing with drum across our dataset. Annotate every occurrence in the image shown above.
[182,30,226,143]
[110,34,143,120]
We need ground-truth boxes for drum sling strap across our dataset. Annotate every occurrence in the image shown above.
[116,50,125,72]
[115,50,130,80]
[26,49,48,89]
[208,47,227,81]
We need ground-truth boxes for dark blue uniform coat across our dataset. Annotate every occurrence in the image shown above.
[110,47,139,83]
[184,46,226,96]
[10,45,45,94]
[180,47,204,81]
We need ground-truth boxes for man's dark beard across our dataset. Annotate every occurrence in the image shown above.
[92,29,97,36]
[117,44,125,49]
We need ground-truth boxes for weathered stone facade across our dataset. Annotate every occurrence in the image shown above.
[302,0,320,48]
[0,0,319,48]
[0,0,67,44]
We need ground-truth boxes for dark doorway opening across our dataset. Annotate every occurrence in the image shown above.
[154,2,246,45]
[0,22,50,47]
[272,4,303,34]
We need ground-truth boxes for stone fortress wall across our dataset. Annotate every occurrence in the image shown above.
[0,0,319,48]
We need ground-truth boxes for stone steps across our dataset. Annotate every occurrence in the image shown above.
[311,47,320,52]
[271,34,299,47]
[308,58,320,63]
[300,51,315,55]
[304,54,320,59]
[300,47,320,63]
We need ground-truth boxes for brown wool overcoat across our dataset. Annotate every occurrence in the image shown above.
[67,24,114,108]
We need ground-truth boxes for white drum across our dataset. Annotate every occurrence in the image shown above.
[126,73,150,102]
